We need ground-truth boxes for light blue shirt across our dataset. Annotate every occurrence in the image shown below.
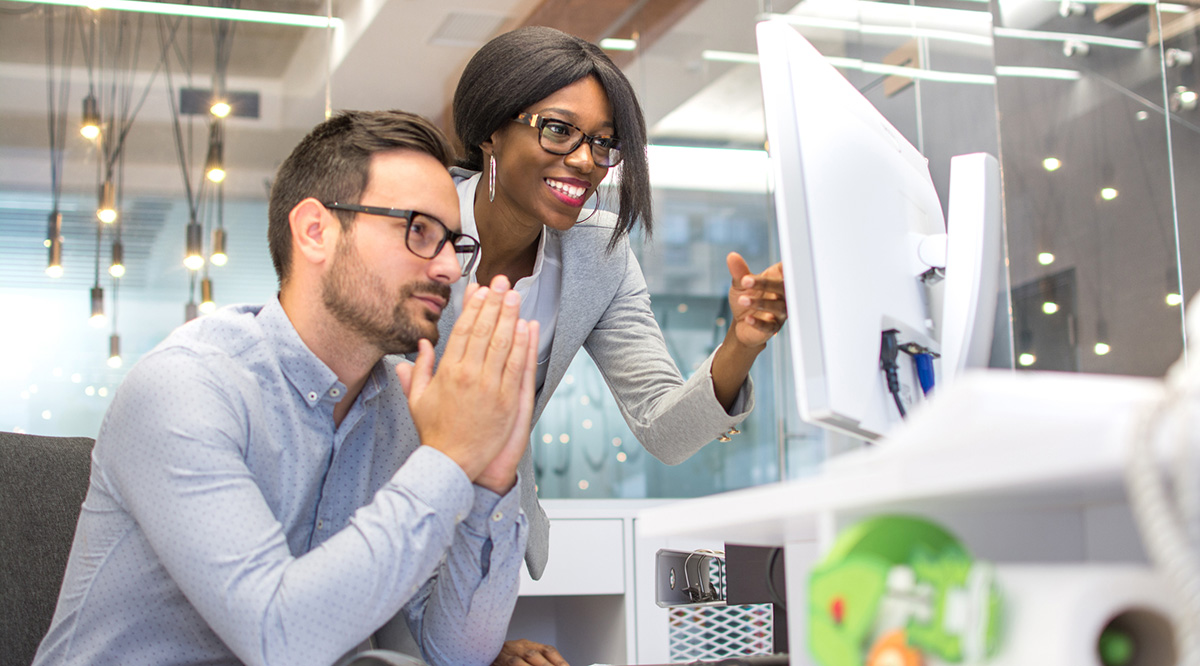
[34,297,527,666]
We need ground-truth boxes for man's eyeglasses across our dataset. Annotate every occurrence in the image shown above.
[321,202,480,277]
[512,113,623,168]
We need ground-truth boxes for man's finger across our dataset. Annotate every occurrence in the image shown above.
[396,339,435,400]
[462,276,511,368]
[443,285,489,364]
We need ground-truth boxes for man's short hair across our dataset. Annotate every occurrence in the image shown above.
[267,110,455,285]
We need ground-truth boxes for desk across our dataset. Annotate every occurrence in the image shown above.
[637,371,1167,665]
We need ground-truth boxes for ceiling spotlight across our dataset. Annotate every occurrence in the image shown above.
[90,286,106,327]
[1058,0,1086,16]
[97,181,118,223]
[80,93,101,140]
[1042,301,1059,315]
[1038,252,1056,265]
[107,334,122,369]
[1042,157,1062,171]
[184,221,205,270]
[210,228,228,266]
[1062,40,1090,57]
[1167,293,1184,306]
[1172,86,1198,112]
[200,277,216,314]
[210,100,232,118]
[1018,352,1036,366]
[46,211,63,278]
[109,240,125,278]
[1100,187,1119,201]
[1094,319,1111,356]
[1166,48,1194,68]
[1135,110,1150,121]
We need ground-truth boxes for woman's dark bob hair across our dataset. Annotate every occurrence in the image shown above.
[453,26,652,247]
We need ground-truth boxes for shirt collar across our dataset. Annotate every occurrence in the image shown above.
[258,296,388,409]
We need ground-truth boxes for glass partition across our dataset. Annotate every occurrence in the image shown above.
[1,0,1197,497]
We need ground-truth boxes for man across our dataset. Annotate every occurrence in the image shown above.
[34,110,539,666]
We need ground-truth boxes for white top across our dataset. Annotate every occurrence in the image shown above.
[455,172,560,389]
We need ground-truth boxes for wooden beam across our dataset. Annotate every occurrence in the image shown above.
[434,0,702,141]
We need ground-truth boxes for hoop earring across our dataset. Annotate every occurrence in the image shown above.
[488,154,496,203]
[580,192,601,222]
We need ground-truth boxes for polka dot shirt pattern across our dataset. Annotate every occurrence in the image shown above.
[32,298,527,666]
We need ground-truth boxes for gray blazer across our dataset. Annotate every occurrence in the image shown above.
[426,210,754,579]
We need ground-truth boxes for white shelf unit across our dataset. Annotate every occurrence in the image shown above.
[511,499,713,666]
[637,370,1171,665]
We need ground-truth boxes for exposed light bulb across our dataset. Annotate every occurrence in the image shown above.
[1042,302,1059,315]
[200,277,215,313]
[210,101,232,118]
[1018,353,1036,366]
[1038,252,1056,265]
[1100,187,1119,201]
[206,166,226,183]
[109,240,125,278]
[107,334,122,368]
[209,228,227,266]
[1042,157,1062,171]
[1094,342,1111,356]
[81,94,101,140]
[89,286,106,327]
[97,181,117,223]
[184,221,204,270]
[46,212,63,277]
[1167,293,1184,306]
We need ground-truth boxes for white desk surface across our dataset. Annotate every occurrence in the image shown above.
[636,370,1163,546]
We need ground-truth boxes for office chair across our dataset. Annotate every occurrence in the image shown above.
[0,432,94,666]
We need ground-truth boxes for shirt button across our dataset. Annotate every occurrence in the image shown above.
[307,391,318,402]
[491,511,503,522]
[316,519,324,530]
[330,388,341,397]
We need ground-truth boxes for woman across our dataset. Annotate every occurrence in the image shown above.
[438,25,787,665]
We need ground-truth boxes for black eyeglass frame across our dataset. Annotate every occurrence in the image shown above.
[512,112,623,167]
[321,202,480,277]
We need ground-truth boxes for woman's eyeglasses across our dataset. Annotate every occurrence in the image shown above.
[512,113,623,168]
[321,202,480,277]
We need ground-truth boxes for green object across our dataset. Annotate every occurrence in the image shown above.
[808,515,1005,666]
[1098,627,1136,666]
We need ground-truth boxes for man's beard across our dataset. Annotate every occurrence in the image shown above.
[321,234,451,355]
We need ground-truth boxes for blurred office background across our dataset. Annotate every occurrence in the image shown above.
[1,0,1196,499]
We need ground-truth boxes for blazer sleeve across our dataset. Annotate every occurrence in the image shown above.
[582,243,755,465]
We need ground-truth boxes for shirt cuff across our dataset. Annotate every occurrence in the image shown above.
[461,478,524,538]
[390,446,475,525]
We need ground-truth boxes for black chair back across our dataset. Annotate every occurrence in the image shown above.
[0,432,94,666]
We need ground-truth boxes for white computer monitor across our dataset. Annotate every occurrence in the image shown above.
[756,19,1002,441]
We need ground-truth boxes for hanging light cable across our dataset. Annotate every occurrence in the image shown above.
[44,7,75,279]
